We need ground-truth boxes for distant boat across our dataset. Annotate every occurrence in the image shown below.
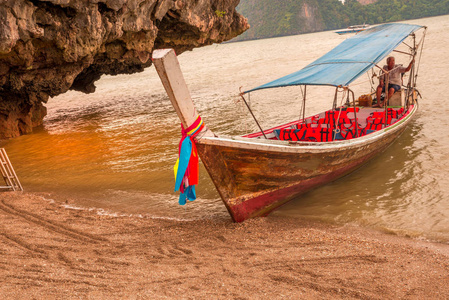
[153,23,427,222]
[335,24,371,35]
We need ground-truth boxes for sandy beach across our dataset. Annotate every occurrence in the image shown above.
[0,191,448,299]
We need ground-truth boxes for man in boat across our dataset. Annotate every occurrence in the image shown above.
[374,56,414,107]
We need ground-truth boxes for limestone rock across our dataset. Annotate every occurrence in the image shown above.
[0,0,248,138]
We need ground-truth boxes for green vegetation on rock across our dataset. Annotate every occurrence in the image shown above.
[236,0,449,40]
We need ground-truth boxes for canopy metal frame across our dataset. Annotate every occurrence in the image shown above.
[237,24,427,139]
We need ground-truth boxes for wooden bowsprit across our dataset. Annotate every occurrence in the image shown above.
[0,148,23,191]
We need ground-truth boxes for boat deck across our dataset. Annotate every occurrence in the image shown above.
[243,107,409,142]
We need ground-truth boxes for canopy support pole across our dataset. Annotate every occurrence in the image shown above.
[412,33,417,89]
[302,85,307,122]
[405,34,417,108]
[239,93,267,139]
[333,87,344,141]
[349,89,359,137]
[332,87,339,110]
[405,61,414,108]
[414,27,427,88]
[384,72,389,127]
[410,27,426,107]
[410,28,426,107]
[393,49,413,56]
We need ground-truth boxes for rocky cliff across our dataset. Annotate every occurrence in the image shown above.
[0,0,248,138]
[235,0,325,41]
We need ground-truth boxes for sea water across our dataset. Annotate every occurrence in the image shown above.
[2,15,449,243]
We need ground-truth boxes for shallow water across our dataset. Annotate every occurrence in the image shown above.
[2,15,449,243]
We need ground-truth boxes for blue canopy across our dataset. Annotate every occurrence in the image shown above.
[244,23,423,93]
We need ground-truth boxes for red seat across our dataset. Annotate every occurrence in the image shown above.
[275,128,307,141]
[339,122,363,140]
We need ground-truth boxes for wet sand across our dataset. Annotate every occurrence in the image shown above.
[0,192,448,299]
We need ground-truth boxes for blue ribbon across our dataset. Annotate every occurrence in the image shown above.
[174,136,192,192]
[178,185,196,205]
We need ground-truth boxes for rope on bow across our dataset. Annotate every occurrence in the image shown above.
[173,115,204,205]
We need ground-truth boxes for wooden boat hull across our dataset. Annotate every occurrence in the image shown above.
[196,105,417,222]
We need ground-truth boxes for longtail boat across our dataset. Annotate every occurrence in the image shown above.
[153,23,427,222]
[335,24,371,35]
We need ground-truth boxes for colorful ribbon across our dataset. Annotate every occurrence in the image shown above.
[174,116,204,205]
